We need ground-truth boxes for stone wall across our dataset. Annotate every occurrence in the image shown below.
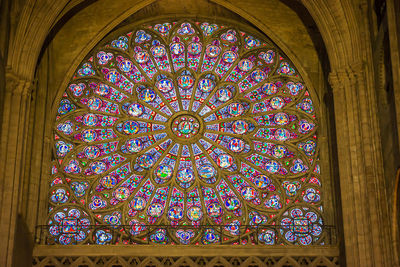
[0,0,399,266]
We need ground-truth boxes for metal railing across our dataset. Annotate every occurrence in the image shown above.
[35,224,337,246]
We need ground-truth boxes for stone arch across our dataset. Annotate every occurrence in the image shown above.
[7,0,365,81]
[1,0,395,266]
[393,168,400,262]
[45,14,330,249]
[46,0,324,114]
[7,0,361,81]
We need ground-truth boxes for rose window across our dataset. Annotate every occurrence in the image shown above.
[49,20,324,245]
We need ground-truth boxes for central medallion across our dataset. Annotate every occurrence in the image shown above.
[171,115,200,139]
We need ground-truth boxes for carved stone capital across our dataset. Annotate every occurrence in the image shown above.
[328,61,366,94]
[5,67,33,97]
[347,61,365,84]
[328,70,346,93]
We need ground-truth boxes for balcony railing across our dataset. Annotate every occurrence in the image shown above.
[35,224,337,246]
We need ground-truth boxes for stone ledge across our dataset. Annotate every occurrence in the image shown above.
[33,244,340,257]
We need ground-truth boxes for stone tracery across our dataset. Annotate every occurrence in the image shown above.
[48,20,323,246]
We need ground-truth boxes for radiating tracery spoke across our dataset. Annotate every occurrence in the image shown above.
[49,19,323,246]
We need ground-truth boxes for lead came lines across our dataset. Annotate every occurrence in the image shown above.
[49,19,323,246]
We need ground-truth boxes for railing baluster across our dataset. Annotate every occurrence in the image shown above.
[147,225,150,244]
[256,226,259,245]
[220,225,222,244]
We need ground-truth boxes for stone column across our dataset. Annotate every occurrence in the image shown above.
[386,2,400,263]
[386,0,400,153]
[329,62,394,266]
[0,68,33,267]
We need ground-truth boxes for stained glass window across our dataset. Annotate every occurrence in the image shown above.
[49,20,323,246]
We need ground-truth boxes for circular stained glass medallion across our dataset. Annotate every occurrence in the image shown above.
[148,203,164,217]
[156,79,174,93]
[198,164,216,179]
[207,203,223,217]
[232,120,249,134]
[216,87,232,102]
[137,154,155,169]
[83,114,98,126]
[177,75,194,89]
[168,206,184,221]
[127,103,144,117]
[130,197,146,211]
[155,165,173,181]
[228,103,245,117]
[177,168,195,184]
[125,139,142,153]
[171,115,200,139]
[217,154,234,168]
[187,206,203,221]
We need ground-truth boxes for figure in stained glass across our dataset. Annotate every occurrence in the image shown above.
[49,19,323,246]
